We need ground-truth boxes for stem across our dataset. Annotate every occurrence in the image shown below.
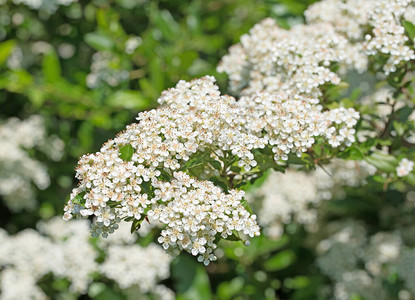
[379,98,396,139]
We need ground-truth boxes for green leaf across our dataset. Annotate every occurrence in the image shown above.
[208,176,228,192]
[172,255,212,300]
[405,173,415,186]
[365,152,398,173]
[217,277,244,300]
[106,200,119,208]
[139,77,159,99]
[240,199,254,215]
[180,156,205,171]
[0,40,16,66]
[96,9,125,35]
[350,87,362,101]
[264,250,296,271]
[393,121,405,136]
[88,282,124,300]
[78,121,94,152]
[337,146,364,160]
[254,150,285,172]
[159,169,172,181]
[141,180,152,194]
[72,191,86,205]
[209,159,222,171]
[42,50,61,83]
[152,9,180,40]
[226,231,242,242]
[84,32,114,51]
[130,218,143,233]
[27,89,46,107]
[106,90,151,110]
[244,235,290,259]
[88,283,106,298]
[372,175,387,184]
[403,20,415,40]
[149,56,165,93]
[284,276,310,289]
[395,106,413,123]
[230,166,242,173]
[350,294,365,300]
[287,153,314,168]
[119,144,134,161]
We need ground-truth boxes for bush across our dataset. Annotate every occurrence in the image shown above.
[1,0,415,299]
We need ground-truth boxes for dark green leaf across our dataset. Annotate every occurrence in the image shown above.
[130,218,143,233]
[172,255,212,299]
[226,231,242,242]
[106,200,119,208]
[209,159,222,171]
[159,169,172,181]
[337,146,364,160]
[180,156,206,171]
[403,21,415,40]
[209,176,228,192]
[141,180,152,194]
[395,106,413,123]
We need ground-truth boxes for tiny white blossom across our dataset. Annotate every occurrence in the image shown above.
[397,158,414,177]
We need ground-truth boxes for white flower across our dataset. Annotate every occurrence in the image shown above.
[0,115,63,212]
[218,18,366,97]
[247,159,375,239]
[306,0,415,74]
[397,158,414,177]
[0,218,173,298]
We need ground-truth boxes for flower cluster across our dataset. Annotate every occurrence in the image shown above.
[0,218,97,299]
[12,0,78,13]
[316,221,414,300]
[153,173,260,265]
[400,248,415,296]
[306,0,415,74]
[217,18,367,97]
[305,0,372,40]
[64,76,359,263]
[239,93,359,159]
[314,159,376,200]
[365,0,415,74]
[101,244,171,291]
[219,0,415,97]
[247,169,319,239]
[125,36,142,54]
[86,51,130,89]
[247,159,376,239]
[0,218,173,300]
[397,158,414,177]
[0,115,63,212]
[98,222,172,294]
